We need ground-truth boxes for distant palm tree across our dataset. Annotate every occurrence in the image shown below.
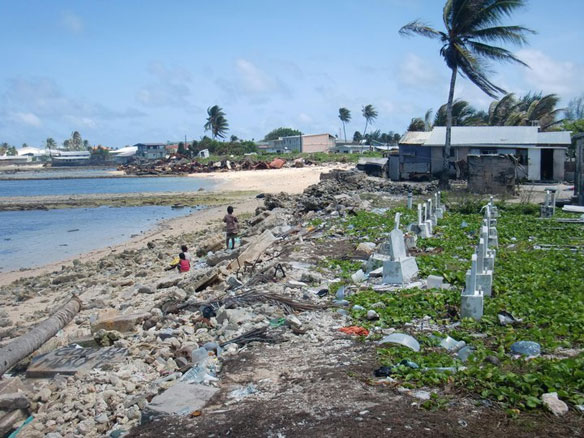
[490,92,564,130]
[338,107,351,142]
[362,104,378,138]
[400,0,534,184]
[204,105,229,139]
[434,99,480,127]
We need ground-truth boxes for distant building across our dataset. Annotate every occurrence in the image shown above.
[198,149,210,158]
[51,150,91,166]
[398,126,570,182]
[257,133,336,154]
[110,146,137,164]
[134,143,167,160]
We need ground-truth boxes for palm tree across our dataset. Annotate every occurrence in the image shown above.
[434,99,480,126]
[362,104,378,137]
[400,0,534,184]
[204,105,229,139]
[338,107,351,142]
[488,92,563,130]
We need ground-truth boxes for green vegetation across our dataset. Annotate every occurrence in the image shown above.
[321,201,584,411]
[263,127,302,141]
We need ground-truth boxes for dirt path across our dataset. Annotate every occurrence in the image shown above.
[129,328,582,438]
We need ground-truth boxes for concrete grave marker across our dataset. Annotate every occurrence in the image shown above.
[382,213,419,285]
[407,204,431,238]
[27,345,127,378]
[435,192,444,219]
[461,254,484,320]
[466,238,493,297]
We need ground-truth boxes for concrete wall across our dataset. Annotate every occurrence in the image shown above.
[553,149,565,181]
[528,148,541,181]
[301,134,335,153]
[468,154,516,194]
[431,147,443,175]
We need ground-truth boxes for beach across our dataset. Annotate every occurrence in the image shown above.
[0,164,345,286]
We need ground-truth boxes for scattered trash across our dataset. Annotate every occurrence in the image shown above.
[339,326,369,336]
[497,311,522,326]
[229,384,257,401]
[201,305,216,319]
[335,286,345,300]
[374,366,393,377]
[374,360,419,377]
[316,289,329,298]
[510,341,541,357]
[439,336,466,352]
[351,269,367,284]
[412,390,431,400]
[378,333,420,352]
[366,310,379,321]
[460,221,468,228]
[541,392,569,416]
[269,318,286,328]
[352,305,365,311]
[458,419,468,428]
[336,309,349,316]
[456,346,474,362]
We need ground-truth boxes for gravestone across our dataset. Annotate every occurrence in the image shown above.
[466,238,493,297]
[481,226,496,270]
[423,204,433,235]
[434,192,444,219]
[461,254,484,320]
[27,345,127,378]
[428,199,437,226]
[407,192,413,209]
[382,213,419,285]
[407,204,431,238]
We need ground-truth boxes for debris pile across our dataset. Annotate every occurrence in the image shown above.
[118,156,320,176]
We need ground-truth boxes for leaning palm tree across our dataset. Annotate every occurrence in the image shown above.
[204,105,229,139]
[400,0,534,184]
[434,99,479,127]
[362,104,378,137]
[338,107,351,142]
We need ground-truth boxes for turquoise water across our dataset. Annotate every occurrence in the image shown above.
[0,206,198,272]
[0,176,215,197]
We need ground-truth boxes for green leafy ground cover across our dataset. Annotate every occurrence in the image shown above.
[325,203,584,411]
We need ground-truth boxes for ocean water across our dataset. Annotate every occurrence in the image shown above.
[0,175,215,197]
[0,206,198,272]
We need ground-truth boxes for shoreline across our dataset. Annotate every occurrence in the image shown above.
[0,165,345,286]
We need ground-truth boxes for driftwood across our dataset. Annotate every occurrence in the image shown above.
[0,296,82,376]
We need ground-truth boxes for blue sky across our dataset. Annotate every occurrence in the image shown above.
[1,0,583,148]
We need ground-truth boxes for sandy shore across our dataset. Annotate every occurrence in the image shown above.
[0,165,345,286]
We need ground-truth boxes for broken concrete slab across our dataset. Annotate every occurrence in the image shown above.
[143,382,218,420]
[90,311,150,333]
[227,229,277,272]
[426,275,443,289]
[0,392,29,410]
[26,345,127,378]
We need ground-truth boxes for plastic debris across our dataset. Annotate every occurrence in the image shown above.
[339,326,369,336]
[378,333,420,352]
[351,269,367,284]
[366,310,379,320]
[456,346,474,362]
[229,384,257,400]
[336,309,349,316]
[510,341,541,357]
[542,392,569,416]
[316,289,329,298]
[497,311,522,326]
[352,305,365,311]
[269,318,286,328]
[439,336,466,352]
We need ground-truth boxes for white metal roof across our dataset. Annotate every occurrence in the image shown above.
[421,126,570,147]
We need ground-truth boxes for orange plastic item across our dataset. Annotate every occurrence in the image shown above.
[339,326,369,336]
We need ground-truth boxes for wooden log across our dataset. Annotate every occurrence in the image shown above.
[0,296,82,376]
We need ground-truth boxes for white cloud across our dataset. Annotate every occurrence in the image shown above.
[9,112,42,127]
[399,53,443,88]
[136,62,193,107]
[235,59,278,94]
[516,49,584,98]
[61,11,84,33]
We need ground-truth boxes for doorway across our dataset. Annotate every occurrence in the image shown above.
[540,149,554,181]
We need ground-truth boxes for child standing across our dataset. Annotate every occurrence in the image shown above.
[223,205,239,249]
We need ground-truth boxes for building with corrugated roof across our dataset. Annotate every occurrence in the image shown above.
[398,126,570,182]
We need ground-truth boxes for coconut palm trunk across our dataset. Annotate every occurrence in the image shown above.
[0,296,82,375]
[443,64,458,185]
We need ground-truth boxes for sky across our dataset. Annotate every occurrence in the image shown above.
[1,0,583,148]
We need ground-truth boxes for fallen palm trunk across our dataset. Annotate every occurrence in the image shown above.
[0,296,82,376]
[220,327,276,347]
